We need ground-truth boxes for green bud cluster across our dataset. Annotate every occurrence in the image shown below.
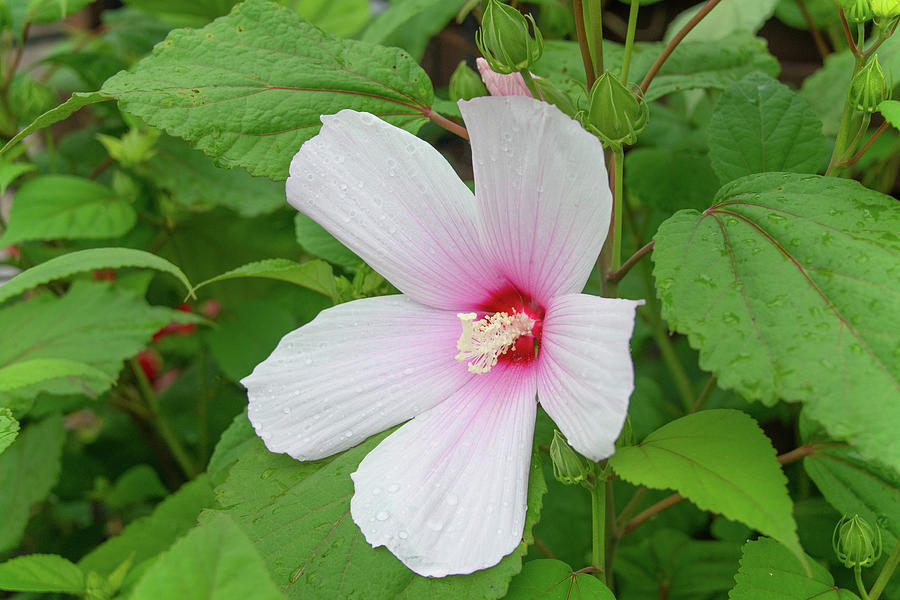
[549,430,593,486]
[582,72,649,147]
[849,55,892,112]
[475,0,543,75]
[872,0,900,20]
[841,0,875,22]
[833,514,882,568]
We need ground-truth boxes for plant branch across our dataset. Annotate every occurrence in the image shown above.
[574,0,597,87]
[639,0,724,94]
[795,0,830,59]
[1,23,29,93]
[689,374,717,413]
[590,471,607,582]
[621,0,641,82]
[857,566,873,600]
[608,240,653,283]
[840,7,861,55]
[587,0,605,78]
[424,108,468,140]
[870,535,900,600]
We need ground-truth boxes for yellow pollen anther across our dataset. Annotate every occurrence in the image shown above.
[455,311,535,374]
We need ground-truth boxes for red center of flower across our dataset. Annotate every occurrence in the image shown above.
[480,287,545,367]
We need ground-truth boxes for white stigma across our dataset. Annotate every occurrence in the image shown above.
[455,311,535,374]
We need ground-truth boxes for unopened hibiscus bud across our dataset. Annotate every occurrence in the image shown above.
[841,0,874,22]
[450,61,488,102]
[583,71,649,146]
[475,0,543,75]
[550,430,593,486]
[833,514,882,568]
[872,0,900,27]
[849,55,891,112]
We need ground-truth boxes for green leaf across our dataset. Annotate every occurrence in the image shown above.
[0,175,136,245]
[505,560,614,599]
[218,435,547,599]
[0,161,35,195]
[102,0,433,180]
[294,213,361,269]
[130,511,283,600]
[207,410,256,483]
[651,173,900,470]
[361,0,465,61]
[730,537,860,600]
[665,0,779,43]
[0,92,109,157]
[615,528,742,598]
[79,475,215,576]
[0,414,65,552]
[121,0,238,20]
[625,148,720,213]
[880,99,900,131]
[0,408,18,455]
[105,464,168,511]
[707,73,826,183]
[0,358,113,393]
[149,136,284,217]
[204,300,296,381]
[0,282,198,403]
[804,445,900,543]
[287,0,370,37]
[609,409,801,558]
[0,247,193,305]
[193,258,336,300]
[0,554,85,594]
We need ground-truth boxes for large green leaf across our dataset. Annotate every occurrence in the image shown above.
[665,0,779,42]
[625,148,719,213]
[730,537,860,600]
[707,73,826,183]
[651,173,900,470]
[804,445,900,542]
[294,213,361,270]
[505,560,614,599]
[610,409,801,558]
[0,554,85,594]
[0,247,193,305]
[361,0,465,61]
[79,475,215,576]
[192,258,336,300]
[130,511,283,600]
[149,136,284,217]
[0,358,112,393]
[0,175,136,246]
[0,282,200,404]
[203,300,296,380]
[0,414,65,552]
[102,0,434,180]
[218,435,547,599]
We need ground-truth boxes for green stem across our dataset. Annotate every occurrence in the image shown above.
[520,69,541,100]
[826,52,867,175]
[611,146,624,274]
[573,0,596,87]
[590,466,607,582]
[130,358,197,479]
[586,0,604,77]
[620,0,640,82]
[857,566,873,600]
[870,536,900,600]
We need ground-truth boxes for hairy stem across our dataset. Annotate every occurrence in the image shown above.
[640,0,724,94]
[424,107,469,140]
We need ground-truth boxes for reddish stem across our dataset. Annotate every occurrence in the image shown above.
[425,108,468,140]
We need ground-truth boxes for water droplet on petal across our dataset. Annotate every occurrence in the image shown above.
[376,511,389,521]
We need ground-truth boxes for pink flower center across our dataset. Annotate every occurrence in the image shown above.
[454,288,545,373]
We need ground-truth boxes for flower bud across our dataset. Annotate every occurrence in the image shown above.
[841,0,874,22]
[872,0,900,19]
[833,514,882,568]
[449,61,488,102]
[550,430,592,486]
[583,71,649,146]
[534,77,578,117]
[849,55,891,112]
[475,0,543,75]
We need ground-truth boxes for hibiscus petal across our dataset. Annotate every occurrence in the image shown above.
[476,57,533,97]
[536,293,642,462]
[459,96,611,305]
[242,295,472,461]
[287,110,503,310]
[350,364,537,577]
